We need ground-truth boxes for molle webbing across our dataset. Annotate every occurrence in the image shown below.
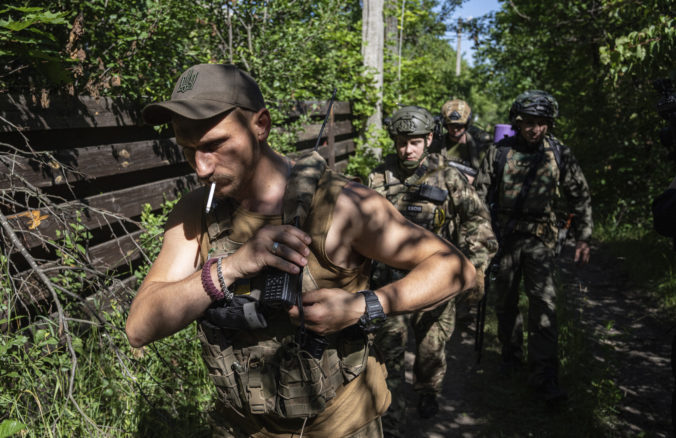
[197,151,371,420]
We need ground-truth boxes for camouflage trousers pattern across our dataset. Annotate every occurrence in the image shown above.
[493,233,559,384]
[375,299,456,437]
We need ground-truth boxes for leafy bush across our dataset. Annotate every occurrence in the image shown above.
[0,197,214,437]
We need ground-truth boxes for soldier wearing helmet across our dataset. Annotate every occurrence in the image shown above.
[369,105,497,436]
[475,90,593,404]
[435,99,493,183]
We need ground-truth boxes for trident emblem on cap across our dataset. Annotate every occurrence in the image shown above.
[177,69,199,93]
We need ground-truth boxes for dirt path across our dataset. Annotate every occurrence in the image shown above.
[399,242,673,437]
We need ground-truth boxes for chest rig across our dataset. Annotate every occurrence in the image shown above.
[369,155,455,289]
[377,154,452,237]
[197,152,370,420]
[493,136,563,245]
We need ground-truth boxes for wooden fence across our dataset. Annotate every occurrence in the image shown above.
[0,94,357,316]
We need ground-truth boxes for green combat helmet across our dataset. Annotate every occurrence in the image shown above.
[386,105,435,170]
[509,90,559,123]
[386,105,435,139]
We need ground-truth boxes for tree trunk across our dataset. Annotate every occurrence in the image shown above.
[362,0,384,131]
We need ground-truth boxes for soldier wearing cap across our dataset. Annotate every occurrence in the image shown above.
[433,99,493,184]
[368,106,497,436]
[125,64,476,438]
[475,90,593,403]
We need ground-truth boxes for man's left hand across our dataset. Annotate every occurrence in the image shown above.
[574,240,590,265]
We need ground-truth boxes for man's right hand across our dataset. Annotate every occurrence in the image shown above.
[225,224,312,279]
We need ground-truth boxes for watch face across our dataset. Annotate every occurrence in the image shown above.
[371,316,386,325]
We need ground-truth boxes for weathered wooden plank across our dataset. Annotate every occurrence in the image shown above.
[295,120,354,144]
[88,229,144,271]
[7,174,198,250]
[0,95,142,132]
[280,100,351,119]
[0,127,354,190]
[298,139,355,160]
[0,138,185,189]
[12,230,145,307]
[1,95,352,132]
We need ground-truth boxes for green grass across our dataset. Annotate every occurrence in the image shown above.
[595,221,676,314]
[1,200,215,437]
[468,284,623,437]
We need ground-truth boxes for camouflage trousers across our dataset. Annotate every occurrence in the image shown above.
[375,299,456,437]
[493,233,558,385]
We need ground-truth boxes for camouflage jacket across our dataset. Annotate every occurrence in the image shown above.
[368,153,497,279]
[441,125,493,173]
[474,133,593,245]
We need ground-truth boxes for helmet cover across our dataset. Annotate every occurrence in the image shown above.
[509,90,559,123]
[441,99,472,126]
[387,105,435,139]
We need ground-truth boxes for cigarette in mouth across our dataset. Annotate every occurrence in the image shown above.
[205,182,216,214]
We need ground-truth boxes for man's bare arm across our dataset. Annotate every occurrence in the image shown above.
[125,191,211,347]
[126,190,312,347]
[294,182,476,335]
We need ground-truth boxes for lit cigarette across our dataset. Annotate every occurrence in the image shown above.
[205,182,216,214]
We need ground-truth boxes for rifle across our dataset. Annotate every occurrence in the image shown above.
[314,88,337,152]
[474,256,500,363]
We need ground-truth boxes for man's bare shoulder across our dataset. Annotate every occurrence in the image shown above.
[335,180,407,233]
[164,186,208,241]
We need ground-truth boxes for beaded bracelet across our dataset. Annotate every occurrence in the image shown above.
[201,257,225,301]
[216,257,234,302]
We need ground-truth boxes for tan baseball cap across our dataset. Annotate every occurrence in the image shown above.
[142,64,266,125]
[441,99,472,125]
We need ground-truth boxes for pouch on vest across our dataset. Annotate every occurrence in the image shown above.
[198,152,371,420]
[276,341,343,418]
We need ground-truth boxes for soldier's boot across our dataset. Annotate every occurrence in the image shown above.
[529,367,568,404]
[417,392,439,419]
[535,378,568,404]
[498,348,523,378]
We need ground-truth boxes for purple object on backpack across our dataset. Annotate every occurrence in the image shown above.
[494,124,516,142]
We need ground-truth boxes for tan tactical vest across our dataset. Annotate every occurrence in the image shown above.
[369,154,453,238]
[195,152,383,427]
[369,154,455,288]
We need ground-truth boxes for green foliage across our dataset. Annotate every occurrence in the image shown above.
[381,0,474,118]
[595,221,676,313]
[134,198,179,283]
[48,213,92,305]
[0,5,71,89]
[0,419,27,438]
[1,198,213,436]
[600,14,675,84]
[475,0,676,232]
[346,124,393,181]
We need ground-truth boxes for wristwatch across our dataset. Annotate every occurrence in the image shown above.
[357,290,386,332]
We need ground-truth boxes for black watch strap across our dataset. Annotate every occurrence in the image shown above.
[357,290,386,332]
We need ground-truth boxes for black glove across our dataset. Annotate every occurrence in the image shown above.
[203,295,268,330]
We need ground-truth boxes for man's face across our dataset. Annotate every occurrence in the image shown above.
[395,132,432,162]
[516,115,549,144]
[174,109,263,200]
[446,123,467,142]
